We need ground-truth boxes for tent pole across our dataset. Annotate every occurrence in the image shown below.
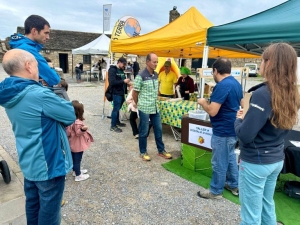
[200,46,209,98]
[72,54,73,79]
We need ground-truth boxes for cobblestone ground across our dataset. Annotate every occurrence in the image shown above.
[0,65,298,225]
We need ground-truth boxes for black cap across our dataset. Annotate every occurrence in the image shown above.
[118,57,127,64]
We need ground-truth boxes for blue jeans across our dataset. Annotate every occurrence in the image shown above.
[24,176,65,225]
[138,110,164,154]
[210,134,238,195]
[239,160,283,225]
[111,94,124,128]
[72,151,83,176]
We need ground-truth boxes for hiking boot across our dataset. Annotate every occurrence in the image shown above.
[75,173,90,182]
[158,151,172,159]
[61,200,65,207]
[72,169,88,177]
[117,122,126,127]
[224,184,239,196]
[110,126,122,133]
[140,153,151,161]
[197,190,222,199]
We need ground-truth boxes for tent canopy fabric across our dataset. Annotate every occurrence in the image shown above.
[72,34,110,55]
[111,7,259,59]
[207,0,300,56]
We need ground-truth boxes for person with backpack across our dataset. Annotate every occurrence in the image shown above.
[108,57,130,133]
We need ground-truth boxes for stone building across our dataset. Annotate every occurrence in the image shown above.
[0,27,111,74]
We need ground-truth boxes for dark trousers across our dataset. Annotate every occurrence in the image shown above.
[130,111,152,137]
[71,151,83,176]
[130,111,139,136]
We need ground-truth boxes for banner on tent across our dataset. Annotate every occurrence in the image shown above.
[109,16,141,63]
[103,4,112,32]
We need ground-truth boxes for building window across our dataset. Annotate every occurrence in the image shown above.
[83,55,91,64]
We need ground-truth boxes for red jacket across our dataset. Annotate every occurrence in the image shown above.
[66,119,94,152]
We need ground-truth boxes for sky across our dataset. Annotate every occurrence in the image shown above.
[0,0,288,40]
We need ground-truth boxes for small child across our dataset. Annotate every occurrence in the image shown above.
[67,100,94,181]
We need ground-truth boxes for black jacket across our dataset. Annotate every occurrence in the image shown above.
[234,83,287,164]
[108,65,127,95]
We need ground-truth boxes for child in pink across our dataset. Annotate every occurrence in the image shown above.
[67,100,94,182]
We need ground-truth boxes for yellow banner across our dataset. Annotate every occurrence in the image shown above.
[109,16,141,62]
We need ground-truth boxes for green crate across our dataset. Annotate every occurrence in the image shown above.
[181,143,212,178]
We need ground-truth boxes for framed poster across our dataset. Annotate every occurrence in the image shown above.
[188,123,212,149]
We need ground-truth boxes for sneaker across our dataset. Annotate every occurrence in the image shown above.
[224,184,239,196]
[110,126,122,133]
[197,190,222,199]
[61,200,65,207]
[75,173,90,182]
[117,122,126,127]
[158,151,172,159]
[140,153,151,161]
[134,134,139,139]
[72,169,88,177]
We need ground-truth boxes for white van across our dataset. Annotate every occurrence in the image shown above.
[244,63,258,77]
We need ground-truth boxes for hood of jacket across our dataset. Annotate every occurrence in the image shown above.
[9,33,44,52]
[0,76,42,108]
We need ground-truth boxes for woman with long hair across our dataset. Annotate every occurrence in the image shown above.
[235,43,300,225]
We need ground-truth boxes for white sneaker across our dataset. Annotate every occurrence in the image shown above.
[72,169,88,177]
[75,173,90,182]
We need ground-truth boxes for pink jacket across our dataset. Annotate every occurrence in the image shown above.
[126,89,137,112]
[66,119,94,152]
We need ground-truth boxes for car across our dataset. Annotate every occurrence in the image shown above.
[245,63,258,77]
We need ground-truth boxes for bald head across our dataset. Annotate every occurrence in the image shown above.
[3,49,39,81]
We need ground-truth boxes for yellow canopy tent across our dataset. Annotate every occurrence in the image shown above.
[111,7,259,59]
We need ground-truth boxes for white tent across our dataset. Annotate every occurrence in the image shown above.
[72,34,110,55]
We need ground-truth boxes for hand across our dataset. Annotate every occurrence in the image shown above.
[197,98,207,105]
[236,109,244,120]
[185,91,189,94]
[81,125,88,131]
[124,78,130,84]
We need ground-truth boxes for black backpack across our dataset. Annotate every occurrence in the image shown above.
[105,85,113,102]
[284,181,300,199]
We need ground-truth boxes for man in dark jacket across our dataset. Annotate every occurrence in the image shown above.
[108,57,130,133]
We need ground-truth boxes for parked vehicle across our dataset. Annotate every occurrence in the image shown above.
[245,63,258,77]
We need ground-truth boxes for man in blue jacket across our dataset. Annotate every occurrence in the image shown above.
[9,14,60,87]
[0,49,75,225]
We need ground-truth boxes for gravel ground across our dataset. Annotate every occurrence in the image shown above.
[0,64,298,225]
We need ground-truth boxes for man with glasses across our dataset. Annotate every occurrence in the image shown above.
[108,57,130,133]
[197,57,243,199]
[158,61,177,98]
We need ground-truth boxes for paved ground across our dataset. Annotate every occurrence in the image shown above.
[0,65,294,225]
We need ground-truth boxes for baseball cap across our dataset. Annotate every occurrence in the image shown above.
[164,61,171,67]
[118,57,127,64]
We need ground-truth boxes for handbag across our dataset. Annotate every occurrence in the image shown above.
[105,86,113,102]
[284,181,300,199]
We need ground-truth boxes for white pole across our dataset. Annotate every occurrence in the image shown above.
[200,46,209,98]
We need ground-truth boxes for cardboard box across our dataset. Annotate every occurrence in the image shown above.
[204,82,215,95]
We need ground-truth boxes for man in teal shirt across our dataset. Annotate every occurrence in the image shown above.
[132,53,172,161]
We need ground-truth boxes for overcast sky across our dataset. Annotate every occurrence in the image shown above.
[0,0,287,40]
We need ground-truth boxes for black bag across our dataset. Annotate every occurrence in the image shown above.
[284,181,300,199]
[105,86,113,102]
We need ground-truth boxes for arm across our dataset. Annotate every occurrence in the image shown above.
[42,88,76,126]
[197,98,221,117]
[132,90,139,105]
[29,47,60,86]
[188,77,195,93]
[234,90,271,144]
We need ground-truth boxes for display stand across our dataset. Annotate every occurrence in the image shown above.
[196,67,249,98]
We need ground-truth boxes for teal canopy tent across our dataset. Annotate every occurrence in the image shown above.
[207,0,300,56]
